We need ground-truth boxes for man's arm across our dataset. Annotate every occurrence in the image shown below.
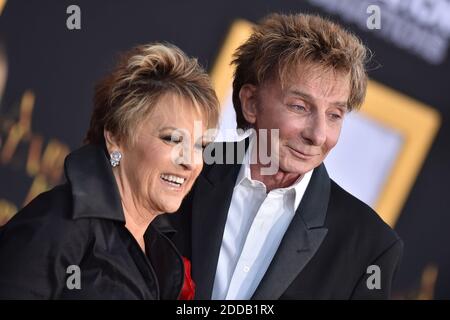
[350,239,404,299]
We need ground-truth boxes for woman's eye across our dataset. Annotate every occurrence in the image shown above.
[161,135,182,143]
[194,143,207,151]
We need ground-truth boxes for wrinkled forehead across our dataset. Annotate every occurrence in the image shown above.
[281,61,350,89]
[262,62,351,101]
[148,93,207,127]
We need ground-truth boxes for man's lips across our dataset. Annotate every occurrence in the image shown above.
[287,146,318,159]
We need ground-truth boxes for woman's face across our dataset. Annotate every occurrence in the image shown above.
[110,93,209,215]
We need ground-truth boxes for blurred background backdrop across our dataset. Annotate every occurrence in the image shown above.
[0,0,449,299]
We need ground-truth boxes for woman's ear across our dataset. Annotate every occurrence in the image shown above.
[239,84,258,125]
[104,130,120,153]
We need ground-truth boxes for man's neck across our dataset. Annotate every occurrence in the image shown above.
[247,133,303,192]
[250,163,302,192]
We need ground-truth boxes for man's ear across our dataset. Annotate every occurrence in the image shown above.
[239,84,258,125]
[104,130,121,154]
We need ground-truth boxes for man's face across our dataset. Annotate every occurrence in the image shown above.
[246,64,350,175]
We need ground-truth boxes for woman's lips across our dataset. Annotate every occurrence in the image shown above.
[159,175,186,192]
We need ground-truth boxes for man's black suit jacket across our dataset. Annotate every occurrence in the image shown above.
[157,141,403,299]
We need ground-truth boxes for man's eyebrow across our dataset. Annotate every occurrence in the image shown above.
[287,89,348,110]
[331,101,349,110]
[287,89,314,101]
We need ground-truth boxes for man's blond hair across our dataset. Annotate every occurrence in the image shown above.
[232,13,369,129]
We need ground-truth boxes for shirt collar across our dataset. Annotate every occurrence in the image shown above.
[64,143,126,222]
[235,132,314,210]
[65,144,179,240]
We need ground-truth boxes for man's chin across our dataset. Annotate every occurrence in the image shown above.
[279,158,316,175]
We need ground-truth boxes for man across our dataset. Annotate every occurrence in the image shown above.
[158,13,403,299]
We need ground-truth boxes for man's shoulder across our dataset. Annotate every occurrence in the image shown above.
[326,179,401,247]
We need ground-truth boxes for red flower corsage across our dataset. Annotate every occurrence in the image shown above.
[178,256,196,300]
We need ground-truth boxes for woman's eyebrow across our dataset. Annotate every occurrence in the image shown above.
[159,126,178,132]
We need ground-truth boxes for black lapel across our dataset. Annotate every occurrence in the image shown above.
[65,144,125,222]
[252,164,330,299]
[191,140,248,299]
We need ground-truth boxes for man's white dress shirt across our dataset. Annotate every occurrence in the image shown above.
[211,135,313,300]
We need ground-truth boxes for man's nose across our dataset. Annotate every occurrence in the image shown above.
[302,113,327,146]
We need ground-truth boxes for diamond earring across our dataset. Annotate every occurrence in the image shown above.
[110,150,122,167]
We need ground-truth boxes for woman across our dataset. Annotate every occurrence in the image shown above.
[0,43,219,299]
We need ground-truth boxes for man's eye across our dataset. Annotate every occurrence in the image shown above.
[329,113,342,121]
[290,104,307,112]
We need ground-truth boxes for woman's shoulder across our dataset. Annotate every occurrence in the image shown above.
[4,183,83,227]
[0,184,92,298]
[0,183,91,253]
[19,183,72,216]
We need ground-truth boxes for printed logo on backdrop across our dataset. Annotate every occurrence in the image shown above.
[308,0,450,65]
[0,89,70,225]
[0,6,70,225]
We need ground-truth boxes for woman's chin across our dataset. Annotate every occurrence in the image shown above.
[161,200,183,214]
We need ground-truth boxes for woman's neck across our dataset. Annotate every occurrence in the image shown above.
[123,205,150,252]
[113,170,156,252]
